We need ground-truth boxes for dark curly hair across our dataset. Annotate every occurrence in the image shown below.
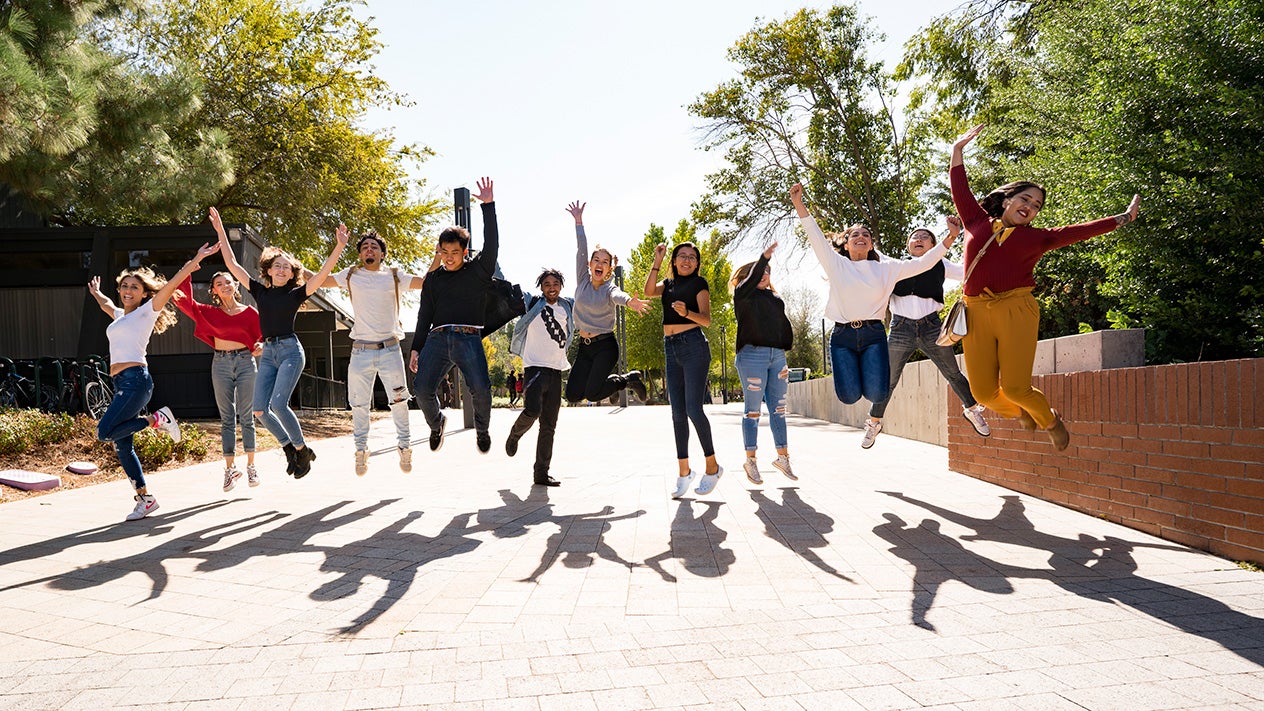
[979,181,1046,220]
[535,268,565,288]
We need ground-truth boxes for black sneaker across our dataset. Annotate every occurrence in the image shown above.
[505,432,520,457]
[429,413,446,452]
[293,445,317,479]
[283,443,298,476]
[624,371,648,403]
[477,431,491,454]
[533,475,561,487]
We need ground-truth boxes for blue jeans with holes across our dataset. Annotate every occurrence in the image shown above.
[211,349,257,456]
[869,312,977,419]
[97,366,154,490]
[664,327,714,460]
[735,346,788,451]
[414,330,492,435]
[829,321,890,405]
[254,335,306,448]
[347,344,412,451]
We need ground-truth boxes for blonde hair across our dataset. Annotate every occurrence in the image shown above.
[258,247,306,287]
[116,267,178,334]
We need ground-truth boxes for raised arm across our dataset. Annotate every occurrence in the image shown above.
[305,224,349,296]
[942,215,965,280]
[948,126,990,224]
[209,207,253,286]
[735,242,776,300]
[87,276,117,317]
[301,265,339,289]
[472,177,498,274]
[643,243,667,298]
[568,200,590,284]
[151,242,220,312]
[791,183,842,270]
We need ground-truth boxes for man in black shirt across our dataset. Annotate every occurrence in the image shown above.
[409,177,498,453]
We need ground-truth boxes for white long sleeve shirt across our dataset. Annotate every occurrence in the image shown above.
[889,259,964,320]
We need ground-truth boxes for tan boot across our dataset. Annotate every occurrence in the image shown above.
[1018,410,1038,431]
[1045,411,1070,451]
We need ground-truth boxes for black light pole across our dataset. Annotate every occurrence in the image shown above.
[453,187,475,429]
[720,323,728,404]
[615,265,628,407]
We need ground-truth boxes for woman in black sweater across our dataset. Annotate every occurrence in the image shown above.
[730,242,796,484]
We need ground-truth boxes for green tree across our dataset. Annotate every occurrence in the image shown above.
[689,5,935,254]
[780,285,823,372]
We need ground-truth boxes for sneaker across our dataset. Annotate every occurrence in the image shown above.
[152,406,181,443]
[223,466,242,492]
[861,419,882,449]
[283,443,298,476]
[671,471,697,499]
[963,404,991,437]
[125,494,159,521]
[429,414,446,452]
[695,467,724,496]
[246,464,260,487]
[476,431,491,454]
[293,446,316,479]
[1046,410,1071,451]
[624,371,648,403]
[771,454,798,481]
[355,450,368,477]
[743,458,762,485]
[505,432,521,457]
[398,447,412,473]
[1018,410,1038,431]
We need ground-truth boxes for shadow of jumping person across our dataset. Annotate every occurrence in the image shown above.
[750,488,854,582]
[643,500,735,583]
[881,491,1264,665]
[310,510,483,635]
[871,513,1014,631]
[520,505,646,583]
[473,487,555,540]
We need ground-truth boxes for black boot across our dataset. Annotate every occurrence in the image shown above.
[293,445,317,479]
[283,443,298,476]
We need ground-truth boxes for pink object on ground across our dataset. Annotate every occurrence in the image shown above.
[66,461,99,475]
[0,469,62,491]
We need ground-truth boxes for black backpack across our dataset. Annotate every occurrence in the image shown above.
[482,277,525,337]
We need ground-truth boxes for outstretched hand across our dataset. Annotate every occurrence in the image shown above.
[946,215,962,239]
[953,124,985,152]
[1118,194,1141,225]
[653,243,667,263]
[566,200,585,223]
[88,276,101,295]
[762,241,778,259]
[335,223,349,247]
[208,207,226,238]
[789,183,804,205]
[474,176,494,204]
[195,241,220,262]
[628,296,651,315]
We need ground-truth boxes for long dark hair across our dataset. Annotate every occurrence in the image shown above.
[669,242,702,279]
[979,181,1046,219]
[831,224,879,262]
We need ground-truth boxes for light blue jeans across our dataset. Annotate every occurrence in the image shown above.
[734,346,788,451]
[211,349,257,456]
[254,335,305,448]
[347,343,411,451]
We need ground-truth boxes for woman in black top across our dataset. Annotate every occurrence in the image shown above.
[643,241,724,498]
[213,207,347,478]
[730,242,796,485]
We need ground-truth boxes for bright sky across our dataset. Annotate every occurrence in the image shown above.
[357,0,959,300]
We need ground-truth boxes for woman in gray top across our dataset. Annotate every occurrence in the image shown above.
[564,201,651,404]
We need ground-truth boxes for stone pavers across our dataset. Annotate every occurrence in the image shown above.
[1,403,1261,710]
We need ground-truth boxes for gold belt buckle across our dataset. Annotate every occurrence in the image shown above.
[849,320,865,328]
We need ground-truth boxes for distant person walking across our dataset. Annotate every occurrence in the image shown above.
[950,124,1140,450]
[506,371,518,407]
[89,243,217,521]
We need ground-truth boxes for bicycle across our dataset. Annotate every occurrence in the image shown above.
[58,358,114,418]
[0,361,60,412]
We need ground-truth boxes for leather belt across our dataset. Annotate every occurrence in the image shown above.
[352,338,400,350]
[835,320,883,329]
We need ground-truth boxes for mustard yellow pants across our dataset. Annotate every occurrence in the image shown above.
[962,287,1056,429]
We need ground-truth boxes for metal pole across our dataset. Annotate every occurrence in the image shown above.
[453,187,476,430]
[821,319,828,375]
[720,325,728,404]
[615,265,628,407]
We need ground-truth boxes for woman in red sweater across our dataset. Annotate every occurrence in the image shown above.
[172,270,263,491]
[950,124,1140,450]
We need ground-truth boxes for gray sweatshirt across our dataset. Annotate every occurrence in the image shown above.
[572,225,632,334]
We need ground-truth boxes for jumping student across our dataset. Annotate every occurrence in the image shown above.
[408,177,499,454]
[950,124,1139,450]
[565,201,651,405]
[504,269,574,487]
[88,242,218,521]
[789,183,957,449]
[864,218,990,448]
[171,266,263,491]
[644,241,724,498]
[730,241,797,484]
[211,207,348,478]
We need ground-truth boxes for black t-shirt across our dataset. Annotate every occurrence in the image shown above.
[248,280,311,338]
[410,202,499,353]
[661,274,709,326]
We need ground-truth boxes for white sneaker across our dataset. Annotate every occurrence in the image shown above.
[223,466,242,492]
[861,419,882,449]
[963,404,991,437]
[743,458,762,485]
[355,450,368,477]
[153,406,181,443]
[695,467,723,496]
[126,494,159,521]
[771,454,797,481]
[671,471,697,499]
[246,464,260,487]
[398,447,412,473]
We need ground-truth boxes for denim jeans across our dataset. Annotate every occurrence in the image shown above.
[97,366,153,490]
[254,335,306,448]
[829,321,890,405]
[565,335,622,403]
[734,346,788,451]
[869,312,977,418]
[347,344,411,451]
[508,366,563,478]
[664,327,714,459]
[211,349,257,456]
[414,330,492,435]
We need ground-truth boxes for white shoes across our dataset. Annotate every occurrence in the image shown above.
[246,464,259,487]
[771,454,797,481]
[695,467,723,496]
[963,404,991,436]
[126,494,159,521]
[671,471,697,499]
[861,419,882,449]
[743,458,762,485]
[223,466,242,492]
[152,406,181,443]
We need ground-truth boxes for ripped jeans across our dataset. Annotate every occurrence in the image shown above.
[347,343,412,451]
[734,346,788,451]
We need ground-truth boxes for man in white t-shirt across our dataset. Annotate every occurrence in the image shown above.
[313,232,436,475]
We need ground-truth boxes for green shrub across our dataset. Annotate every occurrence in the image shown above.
[0,408,75,455]
[133,428,176,469]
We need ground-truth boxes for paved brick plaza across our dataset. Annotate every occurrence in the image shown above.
[1,404,1261,710]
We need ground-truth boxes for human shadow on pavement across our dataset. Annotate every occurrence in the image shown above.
[520,505,646,583]
[750,488,854,582]
[473,487,555,539]
[880,492,1264,665]
[644,500,735,583]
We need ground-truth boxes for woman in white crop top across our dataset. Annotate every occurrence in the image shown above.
[87,242,218,522]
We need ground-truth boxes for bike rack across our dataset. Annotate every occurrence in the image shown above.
[35,357,64,411]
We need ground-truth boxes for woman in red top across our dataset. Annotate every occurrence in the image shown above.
[950,124,1140,450]
[172,270,263,490]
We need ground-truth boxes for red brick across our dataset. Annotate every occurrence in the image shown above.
[1072,421,1102,438]
[1132,438,1164,454]
[1171,470,1229,492]
[1212,444,1264,464]
[1086,471,1122,489]
[1162,527,1211,552]
[1209,540,1263,565]
[1129,478,1162,496]
[1125,368,1139,422]
[1148,495,1191,516]
[1130,519,1165,537]
[1109,489,1147,507]
[1148,453,1198,472]
[1134,465,1175,485]
[1098,461,1134,479]
[1199,362,1216,428]
[1138,368,1154,423]
[1202,491,1259,513]
[1209,361,1229,428]
[1233,428,1264,447]
[1189,504,1245,528]
[1251,359,1263,428]
[1179,426,1235,445]
[1223,360,1242,428]
[1246,462,1263,481]
[1224,526,1264,554]
[1102,422,1139,438]
[1161,440,1211,458]
[1187,457,1247,479]
[1166,365,1183,424]
[1172,516,1226,539]
[1229,478,1264,500]
[1113,449,1147,466]
[1099,499,1135,520]
[1139,424,1181,440]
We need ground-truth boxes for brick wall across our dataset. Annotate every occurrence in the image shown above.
[948,358,1264,564]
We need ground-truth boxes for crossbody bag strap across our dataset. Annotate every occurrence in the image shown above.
[961,227,1002,285]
